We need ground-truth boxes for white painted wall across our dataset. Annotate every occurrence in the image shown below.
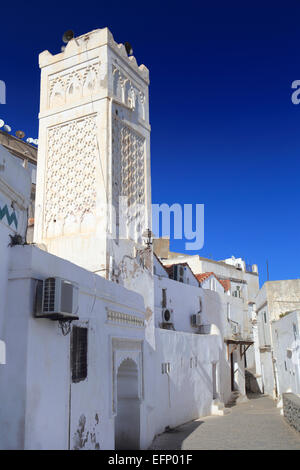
[0,144,30,364]
[163,254,259,303]
[1,245,230,450]
[152,329,221,433]
[153,255,168,278]
[0,246,150,450]
[201,275,224,294]
[154,273,248,405]
[272,311,300,396]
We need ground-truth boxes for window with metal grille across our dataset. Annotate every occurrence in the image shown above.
[162,288,167,308]
[71,326,88,383]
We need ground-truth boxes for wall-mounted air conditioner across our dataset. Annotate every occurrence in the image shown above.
[162,308,173,324]
[191,313,201,327]
[35,277,79,320]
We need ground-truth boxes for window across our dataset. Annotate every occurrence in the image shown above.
[227,302,231,321]
[263,312,267,324]
[162,288,167,308]
[71,326,88,383]
[162,362,170,374]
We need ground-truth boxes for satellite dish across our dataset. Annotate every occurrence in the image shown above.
[33,139,39,146]
[62,30,74,44]
[3,125,11,132]
[15,130,25,139]
[26,138,34,144]
[0,119,4,128]
[124,42,133,56]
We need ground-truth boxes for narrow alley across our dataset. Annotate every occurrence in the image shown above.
[150,395,300,450]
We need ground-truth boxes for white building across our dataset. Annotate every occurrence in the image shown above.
[153,254,255,406]
[272,310,300,396]
[0,143,31,364]
[0,27,225,450]
[256,280,300,398]
[154,239,262,398]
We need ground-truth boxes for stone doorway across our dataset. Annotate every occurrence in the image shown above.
[115,358,140,450]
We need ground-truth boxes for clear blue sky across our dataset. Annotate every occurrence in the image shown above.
[0,1,300,285]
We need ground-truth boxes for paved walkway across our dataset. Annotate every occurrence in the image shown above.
[149,395,300,450]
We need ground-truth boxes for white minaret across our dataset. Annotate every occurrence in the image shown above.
[34,28,154,344]
[34,28,151,269]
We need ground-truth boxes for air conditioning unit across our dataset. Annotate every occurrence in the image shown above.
[162,308,173,324]
[191,313,201,327]
[35,277,79,320]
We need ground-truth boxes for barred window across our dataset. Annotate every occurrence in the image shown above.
[71,326,88,383]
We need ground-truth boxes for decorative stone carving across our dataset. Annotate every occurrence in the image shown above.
[44,114,97,235]
[49,60,101,108]
[112,119,145,238]
[112,65,145,119]
[106,308,145,328]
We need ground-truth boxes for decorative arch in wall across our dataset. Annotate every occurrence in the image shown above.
[115,358,140,449]
[111,341,144,449]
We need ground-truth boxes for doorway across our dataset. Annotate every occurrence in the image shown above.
[115,358,140,450]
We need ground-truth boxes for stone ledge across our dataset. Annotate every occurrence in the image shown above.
[283,393,300,433]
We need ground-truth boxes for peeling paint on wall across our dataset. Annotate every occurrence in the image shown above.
[73,414,100,450]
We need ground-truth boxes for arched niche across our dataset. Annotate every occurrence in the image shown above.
[115,358,140,449]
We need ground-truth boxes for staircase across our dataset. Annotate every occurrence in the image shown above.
[226,391,248,408]
[226,391,240,408]
[211,399,231,416]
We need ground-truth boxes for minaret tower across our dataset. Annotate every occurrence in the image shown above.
[34,28,154,339]
[34,28,151,269]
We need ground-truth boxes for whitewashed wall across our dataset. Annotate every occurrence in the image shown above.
[272,311,300,396]
[152,329,221,434]
[0,145,30,364]
[154,273,248,405]
[0,246,152,450]
[201,275,224,294]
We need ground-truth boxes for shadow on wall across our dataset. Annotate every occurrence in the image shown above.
[149,420,204,450]
[245,369,262,395]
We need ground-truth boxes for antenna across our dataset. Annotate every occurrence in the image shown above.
[15,130,25,139]
[124,41,133,56]
[62,30,74,44]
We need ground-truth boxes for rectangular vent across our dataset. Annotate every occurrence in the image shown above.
[43,277,56,312]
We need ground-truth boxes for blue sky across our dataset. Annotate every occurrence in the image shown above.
[0,1,300,285]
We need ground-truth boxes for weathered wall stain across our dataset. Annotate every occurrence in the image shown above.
[73,413,100,450]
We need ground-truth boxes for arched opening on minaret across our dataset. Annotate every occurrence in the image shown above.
[115,358,140,449]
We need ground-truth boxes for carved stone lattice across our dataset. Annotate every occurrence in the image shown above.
[112,119,145,234]
[44,115,97,232]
